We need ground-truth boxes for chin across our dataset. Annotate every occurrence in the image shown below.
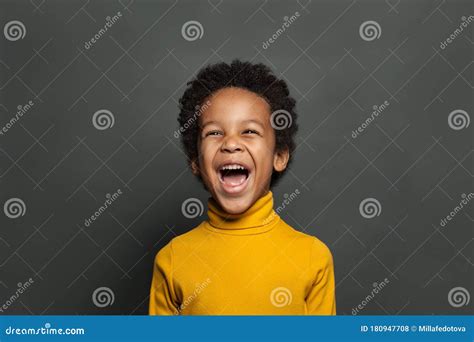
[214,192,255,215]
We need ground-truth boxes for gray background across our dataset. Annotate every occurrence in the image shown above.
[0,0,472,315]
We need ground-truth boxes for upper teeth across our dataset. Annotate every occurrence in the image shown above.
[221,164,245,170]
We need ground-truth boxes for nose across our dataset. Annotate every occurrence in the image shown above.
[221,134,244,153]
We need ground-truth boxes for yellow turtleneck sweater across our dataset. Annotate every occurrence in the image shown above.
[149,191,336,315]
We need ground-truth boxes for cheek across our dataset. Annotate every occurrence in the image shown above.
[199,141,218,171]
[251,140,276,170]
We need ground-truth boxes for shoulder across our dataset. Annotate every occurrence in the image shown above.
[310,236,333,266]
[310,235,332,258]
[280,221,333,265]
[154,223,206,261]
[282,220,331,250]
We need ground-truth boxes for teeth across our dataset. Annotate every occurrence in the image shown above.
[220,164,245,171]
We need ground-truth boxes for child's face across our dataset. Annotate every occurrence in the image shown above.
[192,87,289,214]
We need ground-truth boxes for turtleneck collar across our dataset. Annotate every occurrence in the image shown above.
[204,191,280,235]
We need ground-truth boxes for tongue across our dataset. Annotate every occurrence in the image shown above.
[222,173,246,186]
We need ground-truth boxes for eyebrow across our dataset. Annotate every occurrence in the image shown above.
[200,120,217,128]
[242,119,264,127]
[201,119,265,128]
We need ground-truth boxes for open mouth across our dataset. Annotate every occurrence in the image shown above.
[218,163,250,189]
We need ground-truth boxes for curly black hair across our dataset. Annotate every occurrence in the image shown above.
[177,59,298,187]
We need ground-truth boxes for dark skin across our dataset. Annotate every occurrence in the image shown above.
[191,87,290,215]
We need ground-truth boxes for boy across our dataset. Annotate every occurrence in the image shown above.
[149,60,336,315]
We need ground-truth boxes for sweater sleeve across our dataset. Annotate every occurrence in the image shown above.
[149,241,180,315]
[305,238,336,315]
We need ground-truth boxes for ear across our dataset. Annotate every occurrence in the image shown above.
[273,147,290,172]
[190,159,200,176]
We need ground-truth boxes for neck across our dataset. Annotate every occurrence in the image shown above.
[205,191,279,235]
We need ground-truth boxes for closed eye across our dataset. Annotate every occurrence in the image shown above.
[243,129,259,135]
[205,130,223,137]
